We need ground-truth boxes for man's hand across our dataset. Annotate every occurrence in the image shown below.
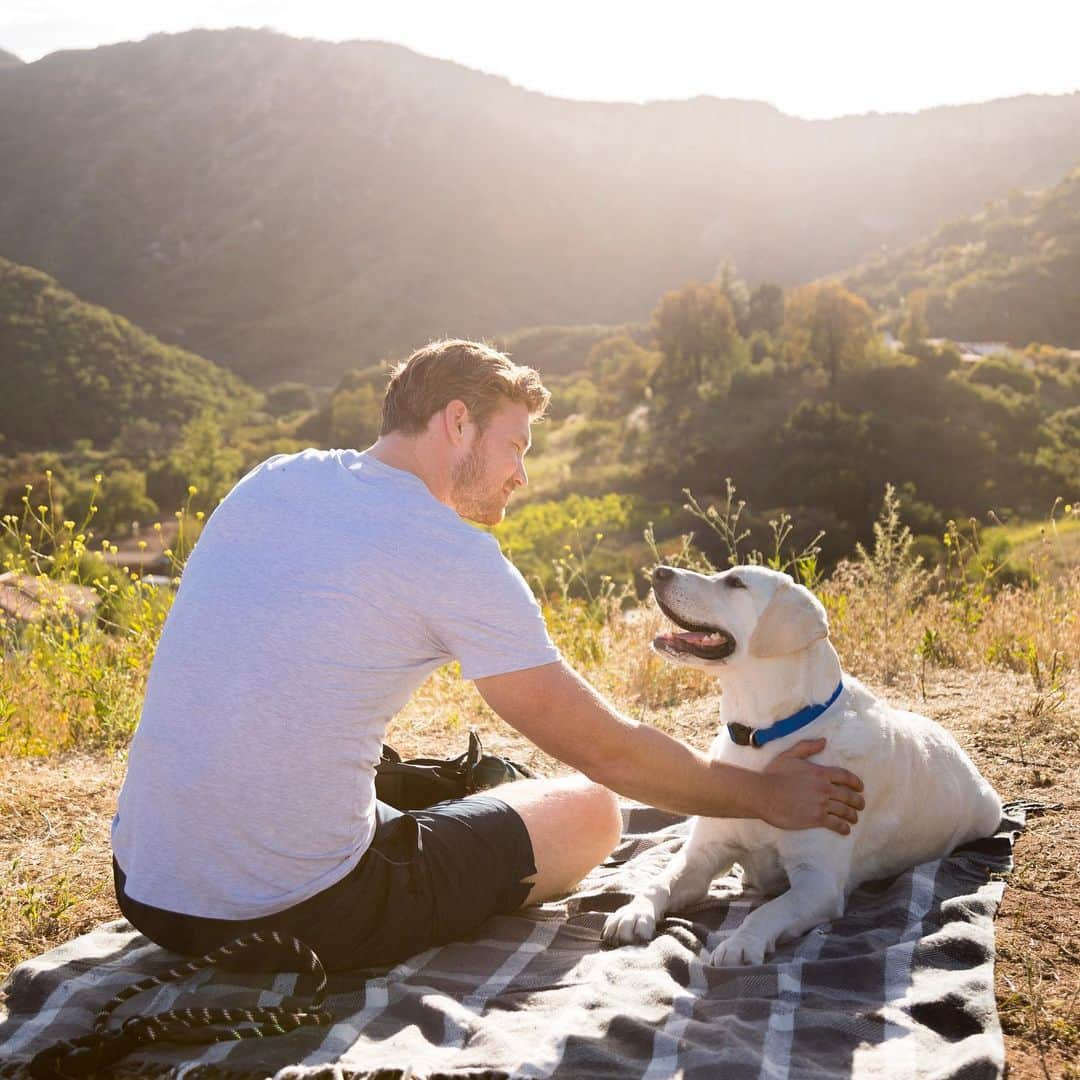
[758,738,865,835]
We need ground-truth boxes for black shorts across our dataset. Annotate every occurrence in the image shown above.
[113,795,537,973]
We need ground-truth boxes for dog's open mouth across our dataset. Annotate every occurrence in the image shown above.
[653,596,736,661]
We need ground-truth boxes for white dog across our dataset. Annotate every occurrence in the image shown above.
[602,564,1002,966]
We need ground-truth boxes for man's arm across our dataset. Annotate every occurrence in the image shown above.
[475,660,864,835]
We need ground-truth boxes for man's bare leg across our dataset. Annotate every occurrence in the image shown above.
[479,776,621,904]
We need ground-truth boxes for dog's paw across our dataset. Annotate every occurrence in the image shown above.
[710,932,768,967]
[602,899,657,946]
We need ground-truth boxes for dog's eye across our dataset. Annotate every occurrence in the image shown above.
[724,575,747,590]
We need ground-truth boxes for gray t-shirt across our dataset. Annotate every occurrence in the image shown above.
[112,449,559,919]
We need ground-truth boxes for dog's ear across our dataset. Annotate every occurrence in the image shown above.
[748,581,829,658]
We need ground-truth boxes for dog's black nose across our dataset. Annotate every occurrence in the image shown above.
[653,566,675,583]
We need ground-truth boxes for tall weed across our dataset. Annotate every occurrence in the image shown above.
[0,473,194,753]
[2,470,1076,757]
[822,484,930,682]
[644,479,823,586]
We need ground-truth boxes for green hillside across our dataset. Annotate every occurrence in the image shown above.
[0,255,256,450]
[494,324,640,377]
[980,515,1080,583]
[3,30,1080,385]
[845,166,1080,348]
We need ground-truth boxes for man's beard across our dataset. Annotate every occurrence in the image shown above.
[450,445,510,525]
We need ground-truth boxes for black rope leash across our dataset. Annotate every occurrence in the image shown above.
[27,930,333,1079]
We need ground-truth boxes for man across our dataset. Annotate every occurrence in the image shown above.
[112,339,864,971]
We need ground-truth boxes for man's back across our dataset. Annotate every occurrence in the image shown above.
[112,448,557,920]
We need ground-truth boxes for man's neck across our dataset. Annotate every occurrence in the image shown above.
[366,434,453,506]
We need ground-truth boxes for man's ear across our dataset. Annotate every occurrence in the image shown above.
[748,581,829,658]
[444,400,471,444]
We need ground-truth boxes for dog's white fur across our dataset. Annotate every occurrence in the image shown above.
[602,565,1002,966]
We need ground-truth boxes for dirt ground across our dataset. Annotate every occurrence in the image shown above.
[1,668,1076,1077]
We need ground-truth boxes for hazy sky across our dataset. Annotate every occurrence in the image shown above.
[3,0,1079,119]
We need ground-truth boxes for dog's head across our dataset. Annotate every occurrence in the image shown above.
[651,564,829,671]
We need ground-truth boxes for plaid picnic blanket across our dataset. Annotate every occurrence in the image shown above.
[0,802,1027,1080]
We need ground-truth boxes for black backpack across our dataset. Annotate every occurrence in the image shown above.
[374,730,535,810]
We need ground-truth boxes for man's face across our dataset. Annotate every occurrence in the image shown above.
[450,400,532,525]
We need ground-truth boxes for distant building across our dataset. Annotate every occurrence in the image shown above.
[926,338,1020,364]
[0,572,99,630]
[956,341,1020,363]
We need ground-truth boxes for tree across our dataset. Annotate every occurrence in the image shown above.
[330,384,382,448]
[746,282,785,336]
[774,401,877,523]
[899,288,929,350]
[714,259,750,333]
[264,382,316,417]
[1034,406,1080,494]
[585,335,658,417]
[170,411,243,510]
[783,282,873,388]
[651,282,739,404]
[91,469,159,534]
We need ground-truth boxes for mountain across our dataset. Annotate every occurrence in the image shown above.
[843,167,1080,347]
[0,255,255,450]
[2,29,1080,385]
[0,47,22,69]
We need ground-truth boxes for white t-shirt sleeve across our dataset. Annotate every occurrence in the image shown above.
[426,534,560,680]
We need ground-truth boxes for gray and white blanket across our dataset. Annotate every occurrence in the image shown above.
[0,803,1026,1079]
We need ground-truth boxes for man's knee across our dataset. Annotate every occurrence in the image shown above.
[493,775,622,862]
[497,776,621,903]
[579,779,622,857]
[546,775,622,861]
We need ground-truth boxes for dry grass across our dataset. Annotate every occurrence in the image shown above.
[1,549,1078,1077]
[0,754,125,974]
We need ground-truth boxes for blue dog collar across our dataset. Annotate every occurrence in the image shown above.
[728,680,845,748]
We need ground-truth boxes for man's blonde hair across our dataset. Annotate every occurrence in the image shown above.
[380,339,550,436]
